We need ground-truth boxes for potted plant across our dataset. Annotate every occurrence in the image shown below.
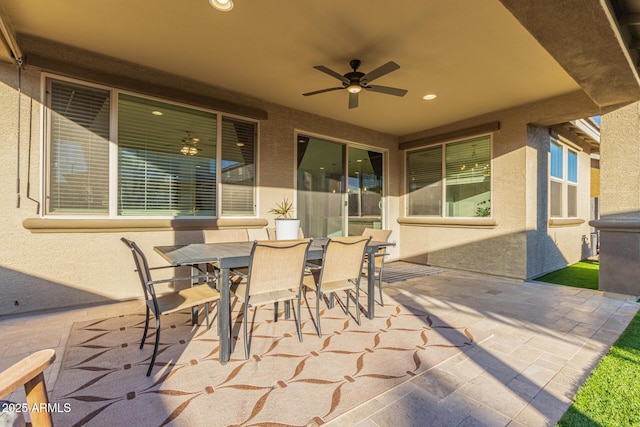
[269,198,300,240]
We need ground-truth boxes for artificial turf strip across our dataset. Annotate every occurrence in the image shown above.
[536,260,599,290]
[557,310,640,426]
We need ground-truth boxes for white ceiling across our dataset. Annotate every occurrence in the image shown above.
[2,0,581,136]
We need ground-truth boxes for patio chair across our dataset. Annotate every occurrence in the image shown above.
[202,229,250,285]
[303,236,370,336]
[202,228,249,243]
[234,239,311,359]
[266,227,305,240]
[0,349,56,427]
[361,228,392,306]
[121,238,221,376]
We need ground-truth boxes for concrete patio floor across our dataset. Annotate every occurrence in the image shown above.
[1,268,638,427]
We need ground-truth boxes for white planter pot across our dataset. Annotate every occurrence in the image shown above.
[274,219,300,240]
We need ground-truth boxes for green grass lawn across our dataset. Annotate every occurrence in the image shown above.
[556,309,640,426]
[536,260,599,290]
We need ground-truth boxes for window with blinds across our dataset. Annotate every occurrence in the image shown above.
[406,135,492,217]
[118,94,217,216]
[549,139,579,218]
[445,136,491,217]
[45,76,257,218]
[220,117,255,215]
[47,80,110,214]
[407,146,442,216]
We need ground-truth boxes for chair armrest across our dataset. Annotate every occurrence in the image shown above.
[0,349,56,427]
[0,349,56,400]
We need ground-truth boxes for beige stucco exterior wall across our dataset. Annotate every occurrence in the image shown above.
[0,45,399,316]
[593,103,640,295]
[396,108,594,280]
[0,36,599,315]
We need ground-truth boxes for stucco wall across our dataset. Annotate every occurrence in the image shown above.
[396,107,594,279]
[0,44,399,316]
[595,103,640,295]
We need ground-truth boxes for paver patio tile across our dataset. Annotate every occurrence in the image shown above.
[457,373,528,418]
[460,403,511,427]
[367,386,440,427]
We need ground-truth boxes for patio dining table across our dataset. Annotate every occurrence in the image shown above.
[154,238,394,364]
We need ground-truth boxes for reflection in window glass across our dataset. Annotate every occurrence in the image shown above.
[567,150,578,183]
[221,117,256,215]
[445,138,491,217]
[550,142,563,179]
[406,135,491,217]
[118,94,217,216]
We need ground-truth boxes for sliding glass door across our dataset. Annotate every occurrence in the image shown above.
[347,147,383,235]
[297,135,384,238]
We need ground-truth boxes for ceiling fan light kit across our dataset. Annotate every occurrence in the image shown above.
[303,59,407,109]
[209,0,234,12]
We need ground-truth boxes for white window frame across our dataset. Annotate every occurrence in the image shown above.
[405,134,493,218]
[549,138,579,219]
[41,73,259,219]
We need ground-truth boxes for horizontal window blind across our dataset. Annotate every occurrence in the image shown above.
[407,146,442,216]
[220,117,255,215]
[568,184,577,217]
[47,80,110,214]
[118,94,217,216]
[550,181,563,217]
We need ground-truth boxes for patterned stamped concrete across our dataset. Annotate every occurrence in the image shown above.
[0,267,637,426]
[50,291,476,426]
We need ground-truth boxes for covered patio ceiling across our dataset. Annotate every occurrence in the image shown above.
[0,0,639,137]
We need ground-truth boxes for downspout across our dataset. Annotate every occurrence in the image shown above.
[0,3,24,207]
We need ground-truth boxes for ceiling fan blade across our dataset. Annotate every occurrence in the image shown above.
[365,85,408,97]
[302,87,345,96]
[314,65,350,84]
[361,61,400,84]
[348,92,359,109]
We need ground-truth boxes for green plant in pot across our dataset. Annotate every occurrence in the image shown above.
[269,198,300,239]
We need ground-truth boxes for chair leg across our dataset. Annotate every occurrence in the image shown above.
[147,317,161,377]
[378,275,384,307]
[216,302,221,336]
[141,306,150,349]
[296,297,302,342]
[205,302,210,329]
[243,304,249,359]
[355,286,361,325]
[274,301,279,322]
[345,290,350,317]
[316,291,322,336]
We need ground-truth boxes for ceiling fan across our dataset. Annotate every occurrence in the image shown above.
[302,59,408,109]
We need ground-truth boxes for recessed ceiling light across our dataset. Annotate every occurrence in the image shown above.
[209,0,234,11]
[422,94,437,100]
[151,111,163,116]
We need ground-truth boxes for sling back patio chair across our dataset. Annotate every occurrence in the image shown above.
[233,239,311,359]
[202,229,250,286]
[266,227,305,240]
[0,349,56,427]
[303,236,370,336]
[361,228,392,306]
[121,238,221,376]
